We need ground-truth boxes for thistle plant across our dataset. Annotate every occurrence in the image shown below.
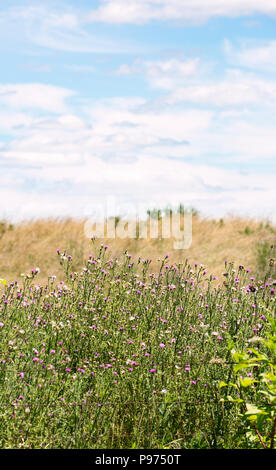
[0,241,275,449]
[220,315,276,449]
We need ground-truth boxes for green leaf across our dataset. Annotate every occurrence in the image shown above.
[227,395,243,403]
[232,351,248,363]
[233,363,250,373]
[233,362,259,373]
[239,377,257,388]
[219,381,228,389]
[220,381,239,389]
[245,403,267,416]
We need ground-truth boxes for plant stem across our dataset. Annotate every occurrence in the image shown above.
[270,416,276,450]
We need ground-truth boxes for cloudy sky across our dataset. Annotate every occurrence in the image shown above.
[1,0,276,222]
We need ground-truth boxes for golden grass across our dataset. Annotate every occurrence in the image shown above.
[0,215,275,285]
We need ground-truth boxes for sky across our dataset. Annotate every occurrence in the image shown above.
[0,0,276,223]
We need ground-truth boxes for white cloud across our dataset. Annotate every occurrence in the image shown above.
[161,70,276,107]
[115,57,201,90]
[86,0,276,24]
[224,38,276,71]
[0,101,212,167]
[1,106,275,225]
[2,84,276,176]
[1,155,275,223]
[0,84,75,114]
[0,112,33,133]
[1,4,142,53]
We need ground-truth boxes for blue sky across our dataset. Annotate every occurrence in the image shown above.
[0,0,276,222]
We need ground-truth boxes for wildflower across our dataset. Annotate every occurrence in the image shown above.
[159,343,165,348]
[150,369,156,373]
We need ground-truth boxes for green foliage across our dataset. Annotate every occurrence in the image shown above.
[256,241,276,280]
[0,243,274,449]
[244,226,254,235]
[220,316,276,449]
[146,204,198,220]
[0,221,14,239]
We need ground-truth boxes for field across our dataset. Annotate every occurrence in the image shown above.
[1,214,276,284]
[0,215,275,449]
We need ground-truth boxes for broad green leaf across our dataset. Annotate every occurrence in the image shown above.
[227,395,243,403]
[259,390,276,401]
[239,377,257,388]
[232,351,248,363]
[245,403,267,416]
[233,362,258,373]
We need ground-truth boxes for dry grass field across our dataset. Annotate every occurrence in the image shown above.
[0,214,275,285]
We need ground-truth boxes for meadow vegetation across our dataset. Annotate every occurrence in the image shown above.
[0,214,275,448]
[0,213,275,284]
